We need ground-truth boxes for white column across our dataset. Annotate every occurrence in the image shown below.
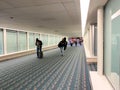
[90,25,94,56]
[97,7,103,75]
[88,29,90,53]
[89,25,92,56]
[17,31,19,51]
[92,25,95,56]
[3,29,7,54]
[27,32,29,50]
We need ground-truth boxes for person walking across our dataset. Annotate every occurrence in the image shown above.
[58,37,67,56]
[35,38,43,58]
[79,37,83,45]
[69,38,73,46]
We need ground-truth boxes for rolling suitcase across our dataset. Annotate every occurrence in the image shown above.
[39,51,43,58]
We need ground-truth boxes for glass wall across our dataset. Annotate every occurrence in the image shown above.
[0,29,3,55]
[29,33,35,49]
[35,33,40,39]
[44,34,48,47]
[48,35,55,46]
[111,15,120,90]
[0,28,63,55]
[6,30,18,53]
[52,35,55,45]
[55,36,60,44]
[18,32,27,51]
[40,34,48,47]
[104,0,120,89]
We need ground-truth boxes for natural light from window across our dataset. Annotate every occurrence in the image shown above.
[80,0,90,36]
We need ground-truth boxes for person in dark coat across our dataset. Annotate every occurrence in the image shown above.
[35,38,42,58]
[58,37,67,56]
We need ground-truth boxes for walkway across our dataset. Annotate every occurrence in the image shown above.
[0,46,91,90]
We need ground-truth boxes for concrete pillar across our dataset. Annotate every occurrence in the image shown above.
[27,32,29,50]
[88,29,90,53]
[92,25,95,56]
[3,29,7,54]
[90,25,95,56]
[97,7,103,75]
[90,25,93,56]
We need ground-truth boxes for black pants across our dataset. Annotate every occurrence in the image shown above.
[37,46,42,58]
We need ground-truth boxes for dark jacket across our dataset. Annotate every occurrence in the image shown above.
[58,40,67,50]
[35,40,42,48]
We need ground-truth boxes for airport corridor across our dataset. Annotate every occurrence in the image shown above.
[0,46,91,90]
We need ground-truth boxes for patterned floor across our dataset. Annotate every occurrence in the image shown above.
[0,46,91,90]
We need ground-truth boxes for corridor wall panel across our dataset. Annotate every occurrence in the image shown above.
[48,35,55,46]
[35,33,40,40]
[40,34,48,47]
[18,32,27,51]
[104,0,120,89]
[0,27,64,61]
[29,33,35,49]
[6,30,18,53]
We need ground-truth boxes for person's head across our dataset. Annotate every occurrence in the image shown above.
[36,38,39,41]
[62,37,66,41]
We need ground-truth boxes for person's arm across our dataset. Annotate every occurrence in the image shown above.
[40,41,42,45]
[58,41,63,47]
[35,41,37,46]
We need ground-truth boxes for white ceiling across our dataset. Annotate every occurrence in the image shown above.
[0,0,107,37]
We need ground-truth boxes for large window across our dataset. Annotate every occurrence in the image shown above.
[35,33,40,39]
[40,34,48,47]
[111,15,120,90]
[29,33,35,49]
[0,28,63,56]
[104,1,120,89]
[48,35,55,46]
[55,36,60,45]
[18,32,27,51]
[44,34,48,47]
[6,30,18,53]
[0,29,4,55]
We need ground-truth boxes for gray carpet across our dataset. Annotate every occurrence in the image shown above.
[0,46,91,90]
